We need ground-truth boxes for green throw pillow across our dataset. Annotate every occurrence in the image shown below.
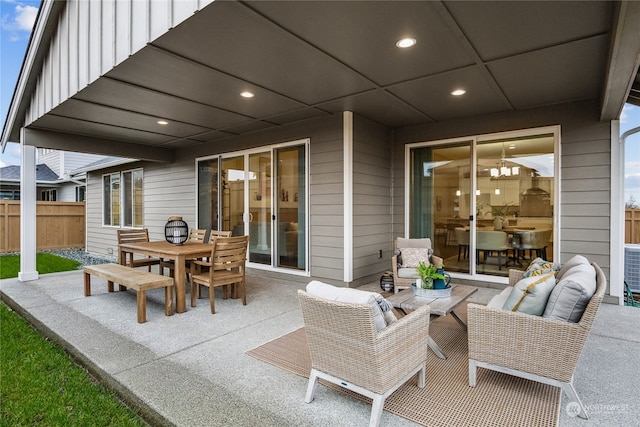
[502,273,557,316]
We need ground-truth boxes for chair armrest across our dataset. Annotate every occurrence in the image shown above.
[189,259,211,274]
[509,269,524,286]
[468,303,589,382]
[372,304,430,388]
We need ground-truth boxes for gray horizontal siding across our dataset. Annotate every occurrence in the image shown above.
[85,159,196,256]
[352,117,392,285]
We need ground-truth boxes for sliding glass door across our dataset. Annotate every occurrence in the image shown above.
[197,140,308,272]
[409,141,473,274]
[408,128,557,279]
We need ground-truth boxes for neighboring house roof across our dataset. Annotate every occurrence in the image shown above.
[0,163,60,184]
[70,156,138,175]
[1,1,639,159]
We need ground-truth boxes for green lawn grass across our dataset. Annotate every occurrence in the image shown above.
[0,253,81,279]
[0,304,146,426]
[0,253,146,426]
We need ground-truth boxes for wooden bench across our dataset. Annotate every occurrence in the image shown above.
[83,263,174,323]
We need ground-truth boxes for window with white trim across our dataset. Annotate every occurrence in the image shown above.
[103,169,143,227]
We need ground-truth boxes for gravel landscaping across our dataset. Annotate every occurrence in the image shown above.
[39,248,117,268]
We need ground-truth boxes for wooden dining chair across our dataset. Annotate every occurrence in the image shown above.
[208,229,232,242]
[116,228,160,271]
[161,228,207,276]
[189,235,249,314]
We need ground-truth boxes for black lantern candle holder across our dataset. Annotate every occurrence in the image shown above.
[165,216,188,245]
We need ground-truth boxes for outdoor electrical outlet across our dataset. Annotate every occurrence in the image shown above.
[107,248,113,255]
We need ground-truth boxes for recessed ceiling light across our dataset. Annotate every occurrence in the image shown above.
[240,91,254,98]
[157,120,168,125]
[451,89,466,96]
[395,38,416,48]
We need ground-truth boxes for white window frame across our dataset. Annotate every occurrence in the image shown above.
[102,168,144,228]
[404,125,560,284]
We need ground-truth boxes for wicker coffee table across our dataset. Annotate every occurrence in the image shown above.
[386,283,477,359]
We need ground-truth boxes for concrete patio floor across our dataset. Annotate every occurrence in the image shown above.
[1,270,638,426]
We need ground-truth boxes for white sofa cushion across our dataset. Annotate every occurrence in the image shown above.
[502,273,557,316]
[543,261,596,323]
[306,281,395,331]
[487,287,512,309]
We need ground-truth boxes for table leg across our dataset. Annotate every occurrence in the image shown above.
[174,255,186,313]
[451,310,468,330]
[83,272,91,296]
[428,336,447,359]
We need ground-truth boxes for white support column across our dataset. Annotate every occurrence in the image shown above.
[610,121,623,303]
[343,112,353,283]
[19,131,39,282]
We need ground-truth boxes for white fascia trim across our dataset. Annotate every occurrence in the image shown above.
[343,112,353,283]
[1,0,54,149]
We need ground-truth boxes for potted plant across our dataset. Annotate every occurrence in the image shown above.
[416,261,446,289]
[491,203,513,229]
[413,261,452,298]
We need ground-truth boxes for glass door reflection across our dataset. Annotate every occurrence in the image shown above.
[248,152,272,265]
[409,142,472,274]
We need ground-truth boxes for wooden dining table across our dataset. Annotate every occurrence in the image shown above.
[118,240,213,313]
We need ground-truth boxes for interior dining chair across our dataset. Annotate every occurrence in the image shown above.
[454,227,470,261]
[160,228,207,276]
[476,230,510,270]
[190,235,249,314]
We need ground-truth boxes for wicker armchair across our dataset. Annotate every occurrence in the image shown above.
[391,237,434,293]
[298,290,430,427]
[468,262,606,419]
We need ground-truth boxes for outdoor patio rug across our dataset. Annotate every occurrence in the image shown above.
[246,302,560,426]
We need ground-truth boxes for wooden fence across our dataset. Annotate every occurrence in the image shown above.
[626,208,640,244]
[0,201,85,253]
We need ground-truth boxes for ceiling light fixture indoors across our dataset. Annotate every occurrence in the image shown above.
[240,91,254,98]
[491,143,519,178]
[451,89,466,96]
[396,38,416,48]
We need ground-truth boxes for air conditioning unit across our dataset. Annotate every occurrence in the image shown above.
[625,244,640,293]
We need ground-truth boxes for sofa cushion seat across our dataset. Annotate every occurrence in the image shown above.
[487,287,512,309]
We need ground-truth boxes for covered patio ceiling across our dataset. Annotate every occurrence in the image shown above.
[3,1,640,160]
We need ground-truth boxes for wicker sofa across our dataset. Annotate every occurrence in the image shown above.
[298,281,430,427]
[467,259,606,419]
